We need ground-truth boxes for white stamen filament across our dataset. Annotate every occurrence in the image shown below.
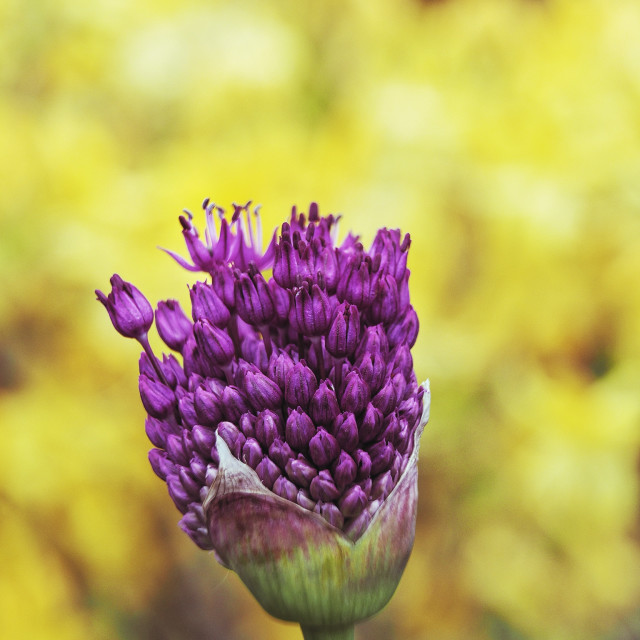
[205,203,218,246]
[254,205,263,254]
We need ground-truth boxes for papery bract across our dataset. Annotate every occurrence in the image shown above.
[205,388,428,631]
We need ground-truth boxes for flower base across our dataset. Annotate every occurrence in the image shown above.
[300,624,355,640]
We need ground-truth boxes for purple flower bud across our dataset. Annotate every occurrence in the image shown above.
[182,428,196,453]
[211,265,236,309]
[190,282,230,328]
[359,403,384,443]
[396,269,411,313]
[367,440,394,476]
[371,378,398,416]
[178,466,202,499]
[267,350,295,390]
[165,432,190,466]
[205,377,226,396]
[221,386,250,422]
[96,274,153,340]
[388,344,414,380]
[326,302,360,358]
[333,412,359,452]
[368,275,399,325]
[273,238,299,289]
[242,368,283,411]
[138,352,157,380]
[148,448,175,480]
[308,428,340,468]
[356,325,389,361]
[231,358,252,387]
[268,438,294,470]
[194,384,223,425]
[256,456,281,490]
[239,412,257,439]
[387,306,419,349]
[337,254,371,308]
[315,501,344,529]
[284,362,318,409]
[179,510,212,550]
[296,488,316,511]
[186,373,204,392]
[285,408,316,450]
[269,280,292,325]
[308,381,340,426]
[217,421,246,458]
[242,437,263,469]
[285,454,318,488]
[382,412,401,444]
[383,229,410,279]
[291,283,332,336]
[309,470,341,502]
[315,245,339,294]
[398,233,411,267]
[357,477,372,500]
[182,336,202,378]
[397,393,421,426]
[273,476,298,502]
[190,452,208,482]
[332,451,357,489]
[372,471,395,501]
[392,372,407,405]
[340,370,370,415]
[192,425,216,458]
[166,473,191,513]
[293,238,313,282]
[357,353,383,392]
[369,228,399,273]
[174,391,196,428]
[234,271,275,326]
[155,300,193,351]
[355,449,372,480]
[239,334,268,372]
[163,354,188,389]
[145,416,168,448]
[338,485,368,518]
[255,409,283,448]
[193,319,235,368]
[139,375,175,418]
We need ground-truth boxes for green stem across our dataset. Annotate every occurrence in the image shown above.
[300,624,355,640]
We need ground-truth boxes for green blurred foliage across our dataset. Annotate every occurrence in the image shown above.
[1,0,640,638]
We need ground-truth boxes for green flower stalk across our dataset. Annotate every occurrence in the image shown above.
[97,201,430,639]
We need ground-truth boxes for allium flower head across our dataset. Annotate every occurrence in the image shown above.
[97,200,429,637]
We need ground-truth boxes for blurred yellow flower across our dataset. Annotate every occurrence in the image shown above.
[2,0,640,638]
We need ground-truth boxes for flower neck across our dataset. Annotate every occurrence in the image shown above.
[300,624,355,640]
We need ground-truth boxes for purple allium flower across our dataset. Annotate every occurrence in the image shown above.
[97,200,430,639]
[96,274,153,340]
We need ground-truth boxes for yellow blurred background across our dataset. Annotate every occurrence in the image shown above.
[2,0,640,638]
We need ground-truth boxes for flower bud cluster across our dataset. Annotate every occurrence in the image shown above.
[97,201,423,549]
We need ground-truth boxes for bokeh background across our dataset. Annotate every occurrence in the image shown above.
[2,0,640,638]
